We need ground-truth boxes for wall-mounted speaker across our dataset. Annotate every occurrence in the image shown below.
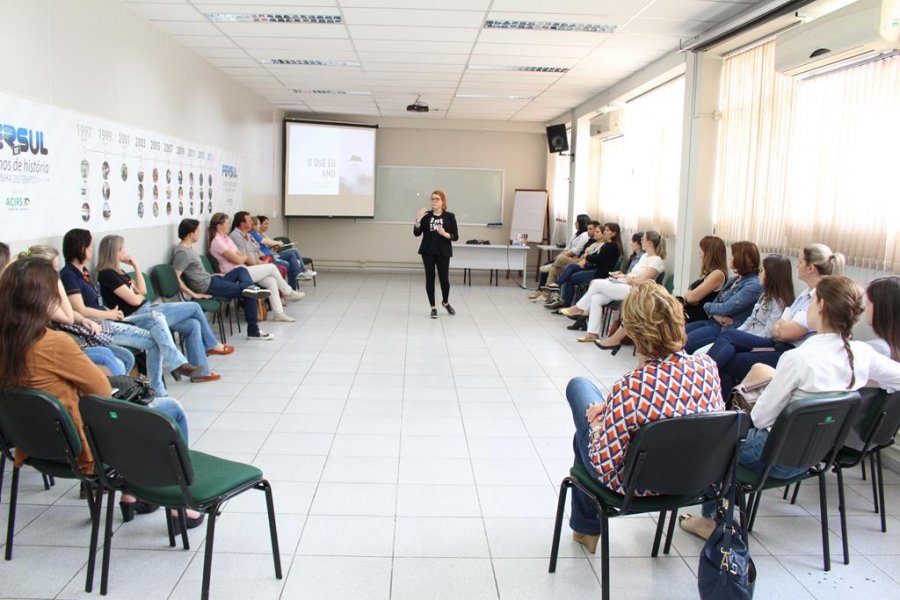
[546,124,568,153]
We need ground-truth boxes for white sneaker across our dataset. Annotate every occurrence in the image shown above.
[296,273,314,281]
[241,285,271,299]
[247,330,274,341]
[285,290,306,301]
[304,270,317,277]
[273,312,296,322]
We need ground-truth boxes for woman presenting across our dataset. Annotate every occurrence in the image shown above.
[414,190,459,318]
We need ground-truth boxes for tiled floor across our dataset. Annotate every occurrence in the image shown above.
[2,272,899,599]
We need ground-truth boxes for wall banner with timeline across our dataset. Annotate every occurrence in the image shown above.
[0,91,242,241]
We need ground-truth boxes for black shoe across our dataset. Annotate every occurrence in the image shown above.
[171,512,205,535]
[120,499,159,522]
[544,300,564,309]
[430,308,438,319]
[442,302,455,315]
[594,339,622,355]
[567,316,587,331]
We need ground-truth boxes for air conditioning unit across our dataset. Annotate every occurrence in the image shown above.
[775,0,900,77]
[589,110,623,140]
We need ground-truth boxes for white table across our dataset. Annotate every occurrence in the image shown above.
[450,244,529,288]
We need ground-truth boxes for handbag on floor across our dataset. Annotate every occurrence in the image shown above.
[698,430,756,599]
[257,297,268,321]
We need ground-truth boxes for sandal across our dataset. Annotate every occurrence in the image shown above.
[678,513,715,541]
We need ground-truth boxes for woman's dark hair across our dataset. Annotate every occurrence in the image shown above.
[0,258,58,389]
[256,215,270,226]
[624,232,644,269]
[760,254,795,310]
[815,276,865,388]
[0,242,10,272]
[605,223,624,258]
[698,235,727,278]
[178,218,200,240]
[62,228,92,263]
[867,276,900,361]
[231,211,250,232]
[208,212,229,246]
[730,241,761,276]
[575,214,590,235]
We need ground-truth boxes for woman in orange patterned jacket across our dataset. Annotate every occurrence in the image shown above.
[564,281,725,553]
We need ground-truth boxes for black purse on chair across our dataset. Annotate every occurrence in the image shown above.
[107,375,156,406]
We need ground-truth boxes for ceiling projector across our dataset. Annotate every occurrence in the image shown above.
[406,98,429,112]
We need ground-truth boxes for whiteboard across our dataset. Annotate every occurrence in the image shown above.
[374,166,503,225]
[510,189,548,242]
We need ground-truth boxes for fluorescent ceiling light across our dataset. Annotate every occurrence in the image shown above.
[259,59,361,67]
[484,19,616,33]
[207,13,342,24]
[468,64,569,73]
[292,90,372,95]
[455,93,535,100]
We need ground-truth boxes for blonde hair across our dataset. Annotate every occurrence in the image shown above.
[644,230,667,260]
[803,243,845,277]
[621,281,685,358]
[96,235,125,273]
[17,244,59,263]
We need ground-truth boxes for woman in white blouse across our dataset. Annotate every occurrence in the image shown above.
[560,230,666,344]
[680,275,900,540]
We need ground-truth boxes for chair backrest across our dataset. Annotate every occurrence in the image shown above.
[205,254,221,274]
[151,264,181,299]
[273,236,292,247]
[198,254,215,274]
[763,392,860,474]
[856,389,900,450]
[663,273,675,293]
[612,255,624,272]
[126,271,156,303]
[80,395,194,489]
[0,388,82,465]
[654,271,666,285]
[619,411,749,499]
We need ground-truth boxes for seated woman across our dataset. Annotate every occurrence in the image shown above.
[679,236,728,323]
[680,275,900,540]
[702,243,845,390]
[0,258,201,528]
[20,244,133,376]
[706,254,795,392]
[251,215,314,286]
[173,218,273,341]
[561,230,666,338]
[546,223,623,311]
[60,228,201,396]
[565,281,725,553]
[683,241,763,353]
[96,234,233,383]
[528,214,592,299]
[208,212,302,323]
[865,276,899,362]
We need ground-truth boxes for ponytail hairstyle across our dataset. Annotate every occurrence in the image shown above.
[866,276,900,361]
[643,230,667,260]
[208,212,229,247]
[815,276,865,388]
[803,243,846,277]
[625,232,643,268]
[760,254,795,310]
[575,214,591,236]
[17,244,59,264]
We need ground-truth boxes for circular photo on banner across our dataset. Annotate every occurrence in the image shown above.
[101,161,110,180]
[102,182,110,201]
[120,163,128,182]
[137,202,144,219]
[81,202,91,222]
[208,187,212,200]
[137,170,144,183]
[207,201,212,213]
[81,182,89,200]
[102,202,111,220]
[80,159,90,179]
[199,173,204,187]
[208,174,213,187]
[199,188,204,201]
[166,186,172,200]
[189,186,194,200]
[153,184,159,200]
[189,202,194,215]
[189,172,194,186]
[166,169,172,184]
[178,170,183,185]
[166,201,172,216]
[137,184,144,201]
[152,202,159,217]
[152,167,159,183]
[178,201,184,216]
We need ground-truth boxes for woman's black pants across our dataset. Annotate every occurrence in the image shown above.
[422,253,451,306]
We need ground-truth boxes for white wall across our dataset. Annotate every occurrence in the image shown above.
[284,118,547,270]
[0,0,282,267]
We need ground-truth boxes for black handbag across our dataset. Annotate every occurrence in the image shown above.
[107,375,156,407]
[698,448,756,599]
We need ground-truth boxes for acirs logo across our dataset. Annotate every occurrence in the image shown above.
[0,124,49,156]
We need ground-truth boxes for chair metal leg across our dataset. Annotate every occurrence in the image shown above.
[861,461,867,481]
[0,453,5,506]
[651,510,667,557]
[600,511,611,600]
[876,451,887,533]
[818,472,831,571]
[201,505,220,600]
[663,507,678,554]
[748,491,762,532]
[5,465,20,560]
[177,508,190,550]
[870,454,879,513]
[165,509,176,547]
[782,485,790,500]
[790,482,801,504]
[100,489,116,594]
[260,480,283,579]
[835,468,849,565]
[85,486,103,592]
[42,474,53,490]
[548,478,570,573]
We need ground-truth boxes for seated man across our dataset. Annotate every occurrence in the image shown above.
[249,216,307,289]
[254,215,315,281]
[172,218,274,341]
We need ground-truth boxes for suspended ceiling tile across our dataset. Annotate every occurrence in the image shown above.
[487,0,648,14]
[239,37,355,52]
[192,0,338,5]
[207,56,261,68]
[486,11,629,27]
[339,0,490,9]
[477,28,609,46]
[639,0,754,21]
[214,22,347,38]
[619,17,717,37]
[193,3,339,11]
[346,25,479,42]
[124,2,206,21]
[363,62,465,74]
[597,32,686,51]
[191,47,249,58]
[353,40,473,55]
[340,8,485,28]
[150,21,222,36]
[172,34,237,48]
[358,52,469,65]
[467,55,576,68]
[471,42,593,59]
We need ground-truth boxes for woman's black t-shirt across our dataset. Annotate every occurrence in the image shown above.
[97,269,146,317]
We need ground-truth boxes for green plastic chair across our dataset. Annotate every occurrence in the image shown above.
[81,395,282,599]
[0,388,104,592]
[273,236,316,286]
[151,264,227,342]
[199,255,239,335]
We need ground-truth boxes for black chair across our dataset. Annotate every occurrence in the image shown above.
[0,388,103,592]
[80,395,282,599]
[737,392,860,571]
[548,410,749,600]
